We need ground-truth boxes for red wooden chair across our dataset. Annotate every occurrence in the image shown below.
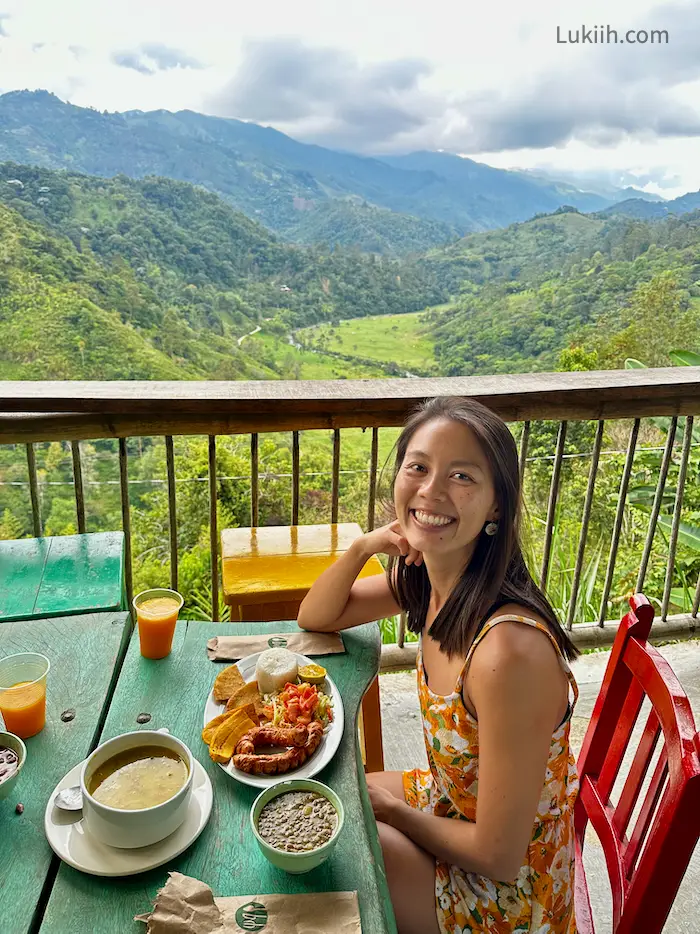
[575,594,700,933]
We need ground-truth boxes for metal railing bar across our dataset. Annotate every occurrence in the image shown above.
[598,419,641,626]
[331,429,341,524]
[518,420,531,489]
[25,443,42,537]
[367,427,379,532]
[250,433,259,528]
[661,416,694,620]
[566,420,605,631]
[292,431,300,525]
[636,416,678,593]
[540,421,568,589]
[70,441,86,534]
[165,435,178,592]
[209,435,219,622]
[118,438,134,608]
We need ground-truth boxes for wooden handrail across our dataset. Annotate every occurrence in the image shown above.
[4,369,700,635]
[3,368,700,443]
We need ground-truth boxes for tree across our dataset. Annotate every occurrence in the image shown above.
[0,509,24,540]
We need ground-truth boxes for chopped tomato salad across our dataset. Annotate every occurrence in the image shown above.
[263,681,334,728]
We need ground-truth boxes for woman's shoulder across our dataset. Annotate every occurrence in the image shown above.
[473,602,562,671]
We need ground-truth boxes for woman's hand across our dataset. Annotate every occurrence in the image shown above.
[368,781,404,825]
[361,520,423,567]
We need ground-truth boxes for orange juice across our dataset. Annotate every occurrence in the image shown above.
[0,679,46,738]
[134,591,183,659]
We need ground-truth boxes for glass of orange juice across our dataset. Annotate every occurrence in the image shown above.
[0,653,50,739]
[133,588,184,659]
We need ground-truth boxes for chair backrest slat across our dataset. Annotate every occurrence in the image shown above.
[612,706,661,839]
[622,748,668,878]
[575,593,700,934]
[578,776,627,927]
[596,678,645,802]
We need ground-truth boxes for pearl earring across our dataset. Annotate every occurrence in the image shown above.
[484,521,498,536]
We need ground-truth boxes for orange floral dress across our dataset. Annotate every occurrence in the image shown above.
[403,615,579,934]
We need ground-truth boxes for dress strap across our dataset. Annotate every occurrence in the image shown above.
[457,614,579,706]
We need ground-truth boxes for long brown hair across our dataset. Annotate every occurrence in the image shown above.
[385,396,579,662]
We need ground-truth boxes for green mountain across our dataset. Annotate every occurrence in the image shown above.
[419,206,611,298]
[0,90,645,252]
[601,190,700,220]
[380,152,614,225]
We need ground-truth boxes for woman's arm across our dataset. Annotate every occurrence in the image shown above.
[371,623,566,881]
[297,521,419,632]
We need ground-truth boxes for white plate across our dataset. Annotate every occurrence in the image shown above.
[203,651,344,789]
[44,758,213,877]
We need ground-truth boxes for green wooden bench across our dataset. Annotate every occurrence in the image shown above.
[0,532,126,623]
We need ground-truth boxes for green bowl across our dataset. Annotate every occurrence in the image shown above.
[0,731,27,802]
[250,778,344,874]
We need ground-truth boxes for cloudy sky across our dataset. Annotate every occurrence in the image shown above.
[1,0,699,196]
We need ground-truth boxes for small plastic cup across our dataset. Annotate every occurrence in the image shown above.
[133,588,184,660]
[0,653,50,739]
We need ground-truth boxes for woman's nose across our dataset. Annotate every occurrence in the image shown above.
[420,474,446,499]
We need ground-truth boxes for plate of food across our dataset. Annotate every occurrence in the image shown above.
[202,647,344,788]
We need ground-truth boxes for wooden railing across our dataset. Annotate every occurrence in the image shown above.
[3,369,700,658]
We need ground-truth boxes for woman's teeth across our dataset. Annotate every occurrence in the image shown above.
[412,509,455,528]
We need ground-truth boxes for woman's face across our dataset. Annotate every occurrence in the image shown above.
[393,417,499,559]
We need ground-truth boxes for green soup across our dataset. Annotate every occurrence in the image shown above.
[88,745,188,810]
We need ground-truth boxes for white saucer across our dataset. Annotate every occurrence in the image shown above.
[44,758,213,876]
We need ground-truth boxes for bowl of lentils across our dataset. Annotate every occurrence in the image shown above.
[250,778,344,874]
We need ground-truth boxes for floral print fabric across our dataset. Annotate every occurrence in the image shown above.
[403,615,579,933]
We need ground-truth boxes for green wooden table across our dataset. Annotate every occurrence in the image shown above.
[0,612,131,934]
[38,619,397,934]
[0,533,126,623]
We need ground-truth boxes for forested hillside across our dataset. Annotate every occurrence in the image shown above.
[422,207,700,375]
[0,162,447,377]
[0,201,280,379]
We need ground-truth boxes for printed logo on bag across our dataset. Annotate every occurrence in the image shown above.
[235,901,268,931]
[267,636,288,648]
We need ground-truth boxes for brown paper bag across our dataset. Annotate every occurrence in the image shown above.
[136,873,362,933]
[207,631,344,661]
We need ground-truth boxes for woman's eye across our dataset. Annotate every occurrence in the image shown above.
[453,472,474,482]
[406,463,426,473]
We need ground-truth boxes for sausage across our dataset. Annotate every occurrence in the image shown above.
[233,721,323,775]
[235,725,308,755]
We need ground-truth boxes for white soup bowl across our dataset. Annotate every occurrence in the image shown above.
[80,730,193,849]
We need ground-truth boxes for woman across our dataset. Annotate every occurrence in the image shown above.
[297,396,579,934]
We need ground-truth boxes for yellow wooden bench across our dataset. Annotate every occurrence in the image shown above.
[221,522,385,771]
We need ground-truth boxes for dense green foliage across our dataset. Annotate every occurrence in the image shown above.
[422,208,700,375]
[0,90,655,253]
[282,200,458,256]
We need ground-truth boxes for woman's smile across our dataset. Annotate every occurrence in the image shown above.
[409,508,457,530]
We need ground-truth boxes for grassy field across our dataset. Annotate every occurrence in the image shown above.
[247,331,387,379]
[296,311,437,373]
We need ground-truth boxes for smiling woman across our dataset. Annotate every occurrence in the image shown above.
[297,396,580,934]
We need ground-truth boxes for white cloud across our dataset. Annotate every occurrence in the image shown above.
[0,0,699,195]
